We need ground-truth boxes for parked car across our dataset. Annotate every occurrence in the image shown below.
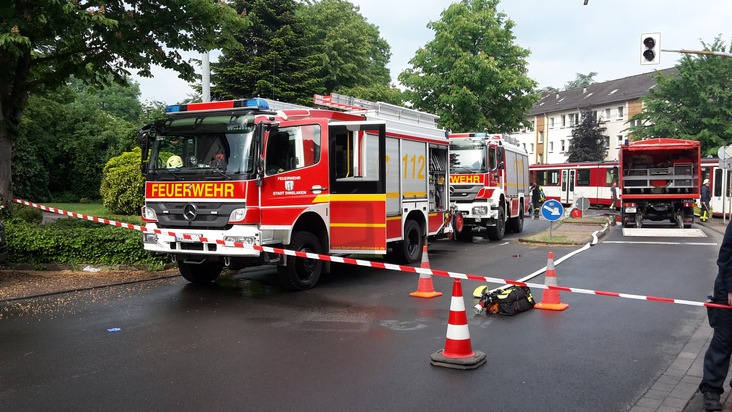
[0,220,7,264]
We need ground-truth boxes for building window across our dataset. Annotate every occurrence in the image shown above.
[550,117,555,128]
[605,108,611,119]
[617,106,624,118]
[549,142,554,152]
[569,113,578,126]
[561,115,566,127]
[616,135,623,147]
[531,120,535,131]
[538,131,544,143]
[538,154,543,164]
[530,143,534,153]
[560,140,566,153]
[604,136,610,148]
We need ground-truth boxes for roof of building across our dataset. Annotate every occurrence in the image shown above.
[529,68,677,116]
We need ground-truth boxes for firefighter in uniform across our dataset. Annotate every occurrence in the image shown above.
[530,182,543,219]
[698,221,732,411]
[701,178,711,222]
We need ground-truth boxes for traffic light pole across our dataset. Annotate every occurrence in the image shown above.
[662,49,732,58]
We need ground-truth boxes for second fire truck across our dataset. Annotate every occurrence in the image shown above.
[448,133,530,241]
[138,94,450,290]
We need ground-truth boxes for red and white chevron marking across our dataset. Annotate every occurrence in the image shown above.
[12,198,732,310]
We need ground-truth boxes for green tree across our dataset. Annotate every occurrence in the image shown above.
[628,36,732,156]
[300,0,392,92]
[563,72,598,90]
[398,0,538,132]
[211,0,322,105]
[566,108,608,162]
[1,0,248,208]
[335,84,405,106]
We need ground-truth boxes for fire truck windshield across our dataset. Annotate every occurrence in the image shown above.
[450,140,490,173]
[146,114,258,181]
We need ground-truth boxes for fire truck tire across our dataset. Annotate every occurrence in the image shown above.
[394,219,423,264]
[486,206,506,241]
[508,209,524,234]
[177,260,223,285]
[452,213,472,242]
[277,231,323,291]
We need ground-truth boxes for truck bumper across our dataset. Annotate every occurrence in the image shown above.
[453,202,499,226]
[142,224,261,257]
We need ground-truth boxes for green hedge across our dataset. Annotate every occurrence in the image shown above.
[4,218,167,270]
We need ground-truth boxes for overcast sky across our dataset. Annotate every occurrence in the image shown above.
[134,0,732,104]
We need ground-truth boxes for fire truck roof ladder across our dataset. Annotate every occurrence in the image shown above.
[313,93,440,129]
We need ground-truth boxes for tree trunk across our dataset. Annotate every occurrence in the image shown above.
[0,126,11,209]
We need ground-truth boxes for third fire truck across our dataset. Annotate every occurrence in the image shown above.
[138,94,450,290]
[448,133,530,241]
[619,138,701,228]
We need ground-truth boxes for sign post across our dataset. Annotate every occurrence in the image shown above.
[541,199,565,238]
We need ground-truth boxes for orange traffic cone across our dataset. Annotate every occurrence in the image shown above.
[534,251,569,311]
[430,278,486,370]
[410,244,442,298]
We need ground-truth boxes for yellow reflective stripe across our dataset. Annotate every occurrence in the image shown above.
[331,223,386,228]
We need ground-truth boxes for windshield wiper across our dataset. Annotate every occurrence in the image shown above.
[207,168,231,180]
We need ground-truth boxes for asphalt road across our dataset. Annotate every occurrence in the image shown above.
[0,216,723,411]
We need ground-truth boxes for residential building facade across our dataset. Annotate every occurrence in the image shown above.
[514,68,676,165]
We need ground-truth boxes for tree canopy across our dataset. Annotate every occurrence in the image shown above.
[563,72,598,91]
[0,0,248,208]
[398,0,538,132]
[628,36,732,156]
[211,0,393,105]
[566,108,608,162]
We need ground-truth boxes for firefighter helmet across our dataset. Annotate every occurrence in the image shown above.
[167,155,183,168]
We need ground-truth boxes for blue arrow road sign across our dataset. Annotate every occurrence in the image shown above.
[541,199,564,221]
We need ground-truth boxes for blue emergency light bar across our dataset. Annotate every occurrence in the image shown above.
[165,98,270,113]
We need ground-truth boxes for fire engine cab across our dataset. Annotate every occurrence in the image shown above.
[448,133,529,241]
[138,94,450,290]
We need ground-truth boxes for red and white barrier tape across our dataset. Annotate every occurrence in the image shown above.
[12,198,732,310]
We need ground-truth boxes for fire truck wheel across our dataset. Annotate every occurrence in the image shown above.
[394,219,423,264]
[486,206,505,241]
[508,209,524,234]
[635,213,643,228]
[177,259,223,285]
[277,231,323,291]
[453,214,472,242]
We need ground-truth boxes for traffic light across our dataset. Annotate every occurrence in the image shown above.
[640,33,661,65]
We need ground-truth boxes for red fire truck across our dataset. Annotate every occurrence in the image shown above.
[619,138,701,228]
[138,94,450,290]
[448,133,530,241]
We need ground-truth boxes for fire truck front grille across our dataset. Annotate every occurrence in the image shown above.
[450,184,482,202]
[148,202,243,230]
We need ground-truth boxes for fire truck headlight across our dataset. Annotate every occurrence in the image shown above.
[141,206,157,222]
[228,208,247,223]
[224,236,256,245]
[142,233,158,244]
[472,206,488,215]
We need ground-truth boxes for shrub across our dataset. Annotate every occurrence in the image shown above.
[100,148,145,216]
[10,203,43,224]
[4,218,166,269]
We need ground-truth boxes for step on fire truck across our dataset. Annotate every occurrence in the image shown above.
[138,94,451,290]
[448,133,530,241]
